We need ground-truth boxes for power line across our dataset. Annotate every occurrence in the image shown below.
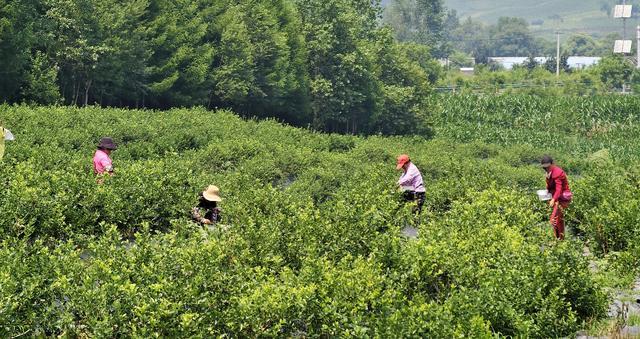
[447,36,549,43]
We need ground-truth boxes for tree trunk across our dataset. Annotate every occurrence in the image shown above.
[72,81,79,106]
[84,79,92,106]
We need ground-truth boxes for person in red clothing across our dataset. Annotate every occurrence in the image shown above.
[541,155,572,240]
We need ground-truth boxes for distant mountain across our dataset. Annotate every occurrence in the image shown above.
[446,0,636,38]
[382,0,638,40]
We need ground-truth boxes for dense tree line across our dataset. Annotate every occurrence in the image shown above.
[0,0,440,135]
[440,54,640,96]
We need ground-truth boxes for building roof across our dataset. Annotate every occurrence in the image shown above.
[487,56,601,70]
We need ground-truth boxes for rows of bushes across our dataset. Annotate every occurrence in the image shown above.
[1,96,639,336]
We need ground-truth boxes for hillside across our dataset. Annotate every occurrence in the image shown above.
[444,0,639,39]
[381,0,640,40]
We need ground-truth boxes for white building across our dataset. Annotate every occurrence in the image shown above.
[487,56,601,70]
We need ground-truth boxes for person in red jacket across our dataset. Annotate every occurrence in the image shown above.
[541,155,572,240]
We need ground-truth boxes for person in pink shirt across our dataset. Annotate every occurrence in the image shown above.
[396,154,426,214]
[93,137,117,177]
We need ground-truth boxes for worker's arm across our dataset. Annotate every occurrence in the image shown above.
[192,207,212,224]
[398,167,419,186]
[100,158,114,175]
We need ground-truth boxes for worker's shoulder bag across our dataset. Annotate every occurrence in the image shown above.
[560,191,573,202]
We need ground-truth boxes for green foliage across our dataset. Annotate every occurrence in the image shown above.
[445,15,548,64]
[3,98,639,336]
[0,0,38,101]
[595,54,634,90]
[20,51,61,105]
[491,17,543,57]
[439,58,638,96]
[383,0,449,57]
[0,0,439,137]
[543,55,571,74]
[563,34,607,56]
[449,50,474,68]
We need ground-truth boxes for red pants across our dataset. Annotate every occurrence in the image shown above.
[550,201,570,240]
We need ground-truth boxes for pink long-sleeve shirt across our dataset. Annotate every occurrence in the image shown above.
[398,163,425,193]
[93,149,113,174]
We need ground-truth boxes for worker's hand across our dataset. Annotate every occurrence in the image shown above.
[548,199,556,207]
[203,219,212,225]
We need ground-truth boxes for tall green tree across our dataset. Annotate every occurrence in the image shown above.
[295,0,380,133]
[595,54,634,90]
[371,37,435,136]
[450,18,491,63]
[489,17,540,57]
[212,0,309,123]
[42,0,108,106]
[564,34,600,56]
[543,55,570,74]
[384,0,449,58]
[0,0,39,102]
[145,0,218,107]
[21,51,61,104]
[89,0,149,107]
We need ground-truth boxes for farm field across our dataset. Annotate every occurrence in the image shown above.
[1,95,640,337]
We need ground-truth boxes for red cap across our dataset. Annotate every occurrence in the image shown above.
[396,154,410,169]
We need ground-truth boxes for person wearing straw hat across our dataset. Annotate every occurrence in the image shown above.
[541,155,572,240]
[396,154,426,214]
[93,137,117,176]
[192,185,223,225]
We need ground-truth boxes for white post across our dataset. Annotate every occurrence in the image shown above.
[623,0,627,40]
[637,25,640,69]
[556,31,560,77]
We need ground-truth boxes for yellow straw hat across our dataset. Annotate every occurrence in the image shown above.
[202,185,222,202]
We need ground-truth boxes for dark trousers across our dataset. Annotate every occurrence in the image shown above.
[402,191,426,214]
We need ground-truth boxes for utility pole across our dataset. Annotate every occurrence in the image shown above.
[556,31,561,77]
[623,0,628,40]
[637,25,640,69]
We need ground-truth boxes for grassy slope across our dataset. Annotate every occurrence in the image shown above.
[445,0,640,39]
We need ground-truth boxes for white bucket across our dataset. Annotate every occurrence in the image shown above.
[537,189,552,201]
[4,129,14,141]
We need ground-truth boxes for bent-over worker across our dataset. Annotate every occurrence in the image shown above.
[542,155,572,240]
[396,154,426,214]
[93,137,117,176]
[192,185,223,225]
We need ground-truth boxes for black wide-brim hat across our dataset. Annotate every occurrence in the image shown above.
[98,137,117,150]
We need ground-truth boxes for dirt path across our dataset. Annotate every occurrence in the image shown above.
[577,247,640,339]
